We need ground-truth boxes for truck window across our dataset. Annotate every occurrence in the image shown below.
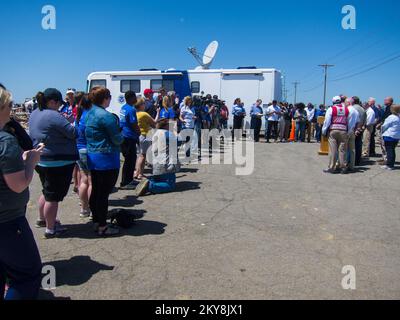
[120,80,141,93]
[151,80,174,92]
[89,79,106,90]
[191,81,200,93]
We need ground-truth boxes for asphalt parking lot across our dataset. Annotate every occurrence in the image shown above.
[27,141,400,300]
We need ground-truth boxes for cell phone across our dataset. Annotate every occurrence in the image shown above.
[37,136,49,148]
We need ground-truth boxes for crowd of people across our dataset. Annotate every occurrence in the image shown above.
[1,80,399,299]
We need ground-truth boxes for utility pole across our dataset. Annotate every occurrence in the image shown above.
[318,64,334,106]
[292,81,300,105]
[282,73,286,102]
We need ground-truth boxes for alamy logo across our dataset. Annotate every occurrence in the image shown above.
[341,265,356,290]
[342,5,356,30]
[42,265,56,290]
[42,5,56,30]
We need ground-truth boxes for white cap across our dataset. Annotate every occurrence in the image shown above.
[66,89,76,95]
[332,96,341,104]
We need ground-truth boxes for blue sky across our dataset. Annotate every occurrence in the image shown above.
[1,0,399,105]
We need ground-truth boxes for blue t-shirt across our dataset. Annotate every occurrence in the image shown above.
[76,109,89,150]
[201,105,212,122]
[160,107,175,120]
[119,104,139,140]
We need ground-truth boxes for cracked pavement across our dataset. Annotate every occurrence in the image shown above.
[26,142,400,300]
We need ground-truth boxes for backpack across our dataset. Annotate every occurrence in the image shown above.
[107,209,144,229]
[220,107,229,120]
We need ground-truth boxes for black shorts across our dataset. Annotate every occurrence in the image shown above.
[36,164,75,202]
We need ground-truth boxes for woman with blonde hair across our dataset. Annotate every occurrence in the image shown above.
[159,96,175,120]
[134,98,160,181]
[0,87,43,299]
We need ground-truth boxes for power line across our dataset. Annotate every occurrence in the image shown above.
[303,82,324,93]
[331,53,400,82]
[331,49,400,79]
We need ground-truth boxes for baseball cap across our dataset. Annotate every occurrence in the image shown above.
[144,89,154,96]
[44,88,63,103]
[66,88,76,95]
[332,96,342,104]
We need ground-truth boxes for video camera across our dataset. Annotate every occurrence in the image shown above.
[193,94,226,114]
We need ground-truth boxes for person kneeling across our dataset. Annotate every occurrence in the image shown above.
[136,119,180,197]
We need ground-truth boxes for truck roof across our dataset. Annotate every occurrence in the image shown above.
[87,68,281,79]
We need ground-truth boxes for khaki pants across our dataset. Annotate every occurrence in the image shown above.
[328,130,349,170]
[362,125,374,157]
[306,121,314,142]
[377,128,387,162]
[348,132,356,170]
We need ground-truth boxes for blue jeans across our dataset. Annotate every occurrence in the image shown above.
[149,173,176,194]
[0,217,42,300]
[315,124,322,142]
[295,122,306,142]
[220,119,228,130]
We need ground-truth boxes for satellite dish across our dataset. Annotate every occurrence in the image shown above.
[203,41,219,67]
[188,40,219,69]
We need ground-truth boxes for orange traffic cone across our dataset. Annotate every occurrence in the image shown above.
[289,120,296,142]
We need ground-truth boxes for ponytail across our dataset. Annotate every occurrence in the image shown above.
[36,92,46,111]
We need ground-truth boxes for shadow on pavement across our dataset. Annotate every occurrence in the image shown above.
[39,256,114,300]
[38,289,71,300]
[58,215,167,239]
[352,167,371,173]
[109,196,143,208]
[123,220,167,237]
[175,181,202,192]
[179,167,199,173]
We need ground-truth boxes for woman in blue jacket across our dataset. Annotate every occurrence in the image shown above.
[86,87,124,237]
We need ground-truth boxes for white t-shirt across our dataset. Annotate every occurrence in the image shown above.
[266,105,281,122]
[180,105,195,129]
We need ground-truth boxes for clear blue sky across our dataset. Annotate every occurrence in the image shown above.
[1,0,399,105]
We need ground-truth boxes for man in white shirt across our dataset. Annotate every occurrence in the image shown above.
[346,98,360,171]
[362,98,377,158]
[265,100,282,143]
[305,103,315,143]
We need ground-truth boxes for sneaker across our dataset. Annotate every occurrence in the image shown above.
[341,168,349,175]
[43,229,66,239]
[80,210,91,218]
[120,181,140,190]
[55,222,68,232]
[35,219,46,228]
[36,219,63,229]
[381,165,394,171]
[323,168,339,174]
[135,178,150,197]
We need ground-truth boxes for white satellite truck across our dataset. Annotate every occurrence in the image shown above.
[87,41,282,127]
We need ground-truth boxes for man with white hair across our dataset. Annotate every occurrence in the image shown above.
[322,96,357,174]
[377,97,394,164]
[362,97,377,158]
